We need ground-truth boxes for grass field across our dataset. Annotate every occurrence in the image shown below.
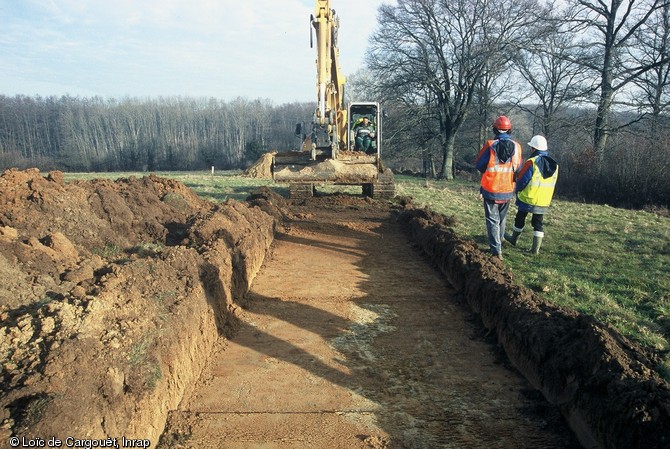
[395,175,670,378]
[64,171,670,378]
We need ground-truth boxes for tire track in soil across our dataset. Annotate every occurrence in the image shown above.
[159,198,581,449]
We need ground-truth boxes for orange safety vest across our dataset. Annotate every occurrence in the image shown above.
[479,139,522,200]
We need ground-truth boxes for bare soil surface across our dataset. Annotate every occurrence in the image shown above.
[1,169,669,449]
[159,195,580,448]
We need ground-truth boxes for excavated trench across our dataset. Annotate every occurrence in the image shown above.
[0,170,668,449]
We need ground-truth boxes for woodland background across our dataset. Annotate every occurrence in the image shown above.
[2,0,670,209]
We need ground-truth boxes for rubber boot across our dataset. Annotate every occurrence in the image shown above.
[504,226,523,246]
[531,231,544,255]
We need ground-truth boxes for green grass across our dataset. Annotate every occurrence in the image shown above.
[64,170,275,202]
[396,175,670,376]
[90,242,122,258]
[63,171,670,377]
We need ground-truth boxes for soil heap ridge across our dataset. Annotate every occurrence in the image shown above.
[0,168,275,444]
[398,206,670,449]
[1,169,669,449]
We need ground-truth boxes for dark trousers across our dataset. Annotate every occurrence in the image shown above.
[514,211,544,232]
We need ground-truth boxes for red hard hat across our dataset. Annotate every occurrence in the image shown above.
[492,115,512,131]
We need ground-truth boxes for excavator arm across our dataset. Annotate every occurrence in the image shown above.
[311,0,348,152]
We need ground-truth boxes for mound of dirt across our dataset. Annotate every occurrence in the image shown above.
[0,169,275,444]
[398,206,670,449]
[243,152,274,179]
[2,169,669,449]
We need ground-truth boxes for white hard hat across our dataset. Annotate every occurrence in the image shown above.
[528,135,548,151]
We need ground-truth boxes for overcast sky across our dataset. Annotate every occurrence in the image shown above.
[0,0,392,104]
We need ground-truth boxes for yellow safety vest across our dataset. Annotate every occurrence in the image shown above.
[517,156,558,207]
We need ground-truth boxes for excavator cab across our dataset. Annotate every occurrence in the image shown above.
[348,102,380,155]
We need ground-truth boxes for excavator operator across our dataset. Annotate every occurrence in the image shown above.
[353,116,376,153]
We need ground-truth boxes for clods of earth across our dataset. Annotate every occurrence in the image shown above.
[0,168,668,449]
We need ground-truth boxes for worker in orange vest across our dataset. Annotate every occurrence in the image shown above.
[474,115,523,259]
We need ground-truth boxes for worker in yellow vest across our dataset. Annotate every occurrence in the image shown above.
[505,135,559,254]
[475,115,523,259]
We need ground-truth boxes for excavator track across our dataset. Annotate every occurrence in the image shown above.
[369,168,395,199]
[289,182,315,199]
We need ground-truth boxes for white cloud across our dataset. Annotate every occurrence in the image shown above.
[0,0,394,102]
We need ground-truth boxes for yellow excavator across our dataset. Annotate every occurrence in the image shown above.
[272,0,394,199]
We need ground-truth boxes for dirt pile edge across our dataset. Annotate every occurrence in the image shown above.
[398,206,670,449]
[0,169,276,445]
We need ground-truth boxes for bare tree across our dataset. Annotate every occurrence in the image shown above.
[344,68,379,103]
[472,67,528,149]
[367,0,543,179]
[0,95,315,172]
[514,26,592,139]
[632,3,670,131]
[563,0,670,163]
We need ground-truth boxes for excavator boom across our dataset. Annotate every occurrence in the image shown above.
[312,0,347,150]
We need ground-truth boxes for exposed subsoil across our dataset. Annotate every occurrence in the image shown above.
[0,168,669,449]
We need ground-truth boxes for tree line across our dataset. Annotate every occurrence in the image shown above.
[364,0,670,208]
[0,95,312,172]
[2,0,670,209]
